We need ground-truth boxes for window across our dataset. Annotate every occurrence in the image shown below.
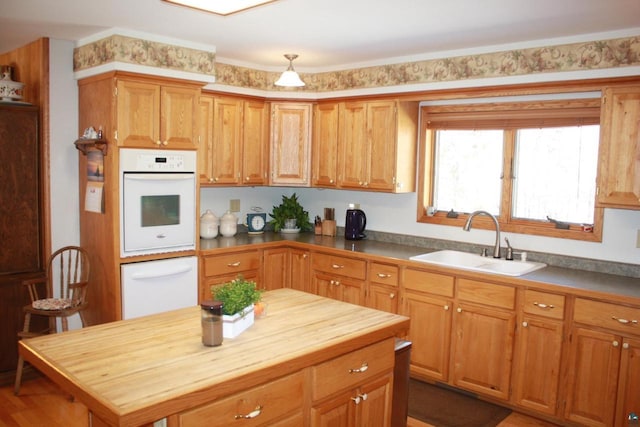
[418,96,603,241]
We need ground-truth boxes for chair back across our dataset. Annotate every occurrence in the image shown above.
[48,246,90,305]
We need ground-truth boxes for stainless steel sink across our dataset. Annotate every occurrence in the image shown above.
[409,250,546,277]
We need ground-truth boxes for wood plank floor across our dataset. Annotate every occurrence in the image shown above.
[1,375,560,426]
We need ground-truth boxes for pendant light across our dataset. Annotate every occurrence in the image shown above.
[275,54,305,87]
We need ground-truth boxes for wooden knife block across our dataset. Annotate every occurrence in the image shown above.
[322,220,336,236]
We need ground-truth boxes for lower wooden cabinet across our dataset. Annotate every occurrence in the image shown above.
[401,268,453,382]
[366,262,399,313]
[565,298,640,427]
[311,338,395,427]
[312,252,366,305]
[263,247,290,290]
[512,289,565,416]
[199,249,261,301]
[451,279,516,401]
[311,374,392,427]
[290,248,310,293]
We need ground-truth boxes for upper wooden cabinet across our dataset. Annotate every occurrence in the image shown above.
[270,102,313,186]
[312,102,340,188]
[338,100,418,193]
[199,94,268,186]
[116,78,199,149]
[597,85,640,209]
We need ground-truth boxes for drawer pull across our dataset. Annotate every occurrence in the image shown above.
[533,302,555,310]
[612,316,638,325]
[227,261,241,267]
[377,273,391,279]
[349,362,368,374]
[234,405,263,419]
[351,393,368,404]
[331,264,344,269]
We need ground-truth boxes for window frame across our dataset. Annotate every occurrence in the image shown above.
[417,97,604,242]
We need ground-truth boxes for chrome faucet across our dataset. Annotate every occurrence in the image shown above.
[463,210,501,258]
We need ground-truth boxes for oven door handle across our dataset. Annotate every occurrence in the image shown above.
[124,173,194,181]
[130,264,193,280]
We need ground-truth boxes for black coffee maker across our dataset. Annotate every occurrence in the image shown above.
[345,205,367,240]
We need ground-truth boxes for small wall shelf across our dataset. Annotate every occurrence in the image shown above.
[74,138,108,156]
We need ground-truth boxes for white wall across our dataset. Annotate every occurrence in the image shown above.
[49,39,81,329]
[48,40,640,268]
[49,39,80,250]
[201,187,640,265]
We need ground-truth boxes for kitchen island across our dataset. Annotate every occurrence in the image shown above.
[18,288,409,427]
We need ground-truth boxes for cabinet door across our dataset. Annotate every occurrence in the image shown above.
[367,101,397,191]
[312,102,340,188]
[161,85,198,148]
[357,375,393,427]
[198,95,214,183]
[270,103,312,186]
[263,247,290,290]
[366,283,398,314]
[564,327,620,427]
[512,316,563,415]
[242,100,269,185]
[314,272,341,301]
[311,387,356,427]
[311,375,392,427]
[338,102,369,189]
[451,303,516,400]
[290,249,310,293]
[616,337,640,427]
[116,80,160,147]
[211,97,243,185]
[401,291,452,382]
[597,86,640,209]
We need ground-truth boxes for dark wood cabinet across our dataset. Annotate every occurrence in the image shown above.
[0,104,45,376]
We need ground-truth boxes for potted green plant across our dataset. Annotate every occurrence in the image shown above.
[269,193,312,232]
[211,276,263,338]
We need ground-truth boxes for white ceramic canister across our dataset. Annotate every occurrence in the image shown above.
[200,210,219,239]
[220,210,238,237]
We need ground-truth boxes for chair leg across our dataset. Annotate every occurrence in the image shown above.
[14,354,24,395]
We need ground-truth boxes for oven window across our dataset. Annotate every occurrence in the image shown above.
[141,195,180,227]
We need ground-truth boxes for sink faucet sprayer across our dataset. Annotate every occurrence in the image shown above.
[463,210,501,258]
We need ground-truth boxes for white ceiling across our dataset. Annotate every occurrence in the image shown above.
[1,0,639,71]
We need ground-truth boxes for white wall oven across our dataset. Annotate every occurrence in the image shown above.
[120,149,196,258]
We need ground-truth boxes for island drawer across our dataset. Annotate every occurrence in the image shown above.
[312,252,366,279]
[202,250,261,277]
[178,370,304,426]
[573,298,640,335]
[522,289,565,320]
[370,262,399,286]
[403,268,454,297]
[311,337,395,401]
[457,278,515,310]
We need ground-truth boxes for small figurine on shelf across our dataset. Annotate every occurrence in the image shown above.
[82,126,98,139]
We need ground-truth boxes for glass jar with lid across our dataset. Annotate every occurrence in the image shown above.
[201,300,223,346]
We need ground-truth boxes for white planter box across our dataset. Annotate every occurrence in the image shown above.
[222,305,254,338]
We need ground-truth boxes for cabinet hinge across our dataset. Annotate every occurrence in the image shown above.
[114,130,118,141]
[602,95,606,105]
[114,86,118,97]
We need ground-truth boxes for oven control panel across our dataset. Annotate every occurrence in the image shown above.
[120,149,197,173]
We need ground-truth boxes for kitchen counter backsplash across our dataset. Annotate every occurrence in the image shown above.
[202,227,640,279]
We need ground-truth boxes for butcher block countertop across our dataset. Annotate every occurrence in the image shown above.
[19,289,409,427]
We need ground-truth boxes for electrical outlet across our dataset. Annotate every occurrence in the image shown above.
[637,229,640,248]
[230,199,240,212]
